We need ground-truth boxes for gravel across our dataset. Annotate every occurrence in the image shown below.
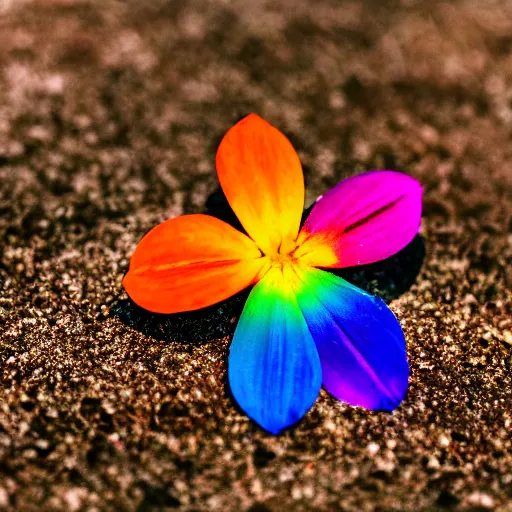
[0,1,511,510]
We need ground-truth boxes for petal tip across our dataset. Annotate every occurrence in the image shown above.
[228,359,320,436]
[242,405,313,435]
[375,386,408,412]
[121,270,137,302]
[251,413,302,436]
[242,112,265,123]
[224,113,269,134]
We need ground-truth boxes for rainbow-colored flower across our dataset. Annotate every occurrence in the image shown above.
[124,114,423,434]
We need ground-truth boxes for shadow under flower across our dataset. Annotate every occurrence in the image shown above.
[111,290,248,343]
[112,186,425,343]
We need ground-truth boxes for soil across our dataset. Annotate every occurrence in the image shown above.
[0,1,511,511]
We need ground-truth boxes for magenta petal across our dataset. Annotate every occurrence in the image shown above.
[301,171,422,267]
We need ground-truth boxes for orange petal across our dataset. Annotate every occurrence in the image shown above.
[123,214,265,314]
[216,114,305,256]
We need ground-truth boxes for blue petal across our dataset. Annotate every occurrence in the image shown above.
[228,269,322,434]
[295,267,409,411]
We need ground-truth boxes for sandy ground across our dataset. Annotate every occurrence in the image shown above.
[0,0,511,510]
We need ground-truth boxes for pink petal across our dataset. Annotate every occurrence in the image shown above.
[298,171,422,268]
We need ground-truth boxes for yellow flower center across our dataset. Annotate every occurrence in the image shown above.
[257,236,300,281]
[257,233,337,282]
[268,236,297,265]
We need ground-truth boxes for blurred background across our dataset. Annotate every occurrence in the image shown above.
[0,1,511,511]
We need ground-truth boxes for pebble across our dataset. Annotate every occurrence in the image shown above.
[367,442,380,456]
[0,488,8,508]
[467,492,495,509]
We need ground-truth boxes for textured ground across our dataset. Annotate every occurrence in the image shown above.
[0,0,511,510]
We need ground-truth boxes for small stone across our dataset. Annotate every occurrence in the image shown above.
[367,442,380,456]
[303,484,315,499]
[438,434,450,448]
[64,488,88,512]
[419,125,439,146]
[251,479,262,495]
[427,457,440,470]
[291,484,303,500]
[324,419,336,432]
[0,487,8,508]
[386,439,397,450]
[467,492,494,509]
[35,439,50,450]
[279,468,293,482]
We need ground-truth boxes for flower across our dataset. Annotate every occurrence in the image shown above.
[123,114,423,434]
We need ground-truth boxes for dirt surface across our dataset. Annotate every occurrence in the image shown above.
[0,0,511,510]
